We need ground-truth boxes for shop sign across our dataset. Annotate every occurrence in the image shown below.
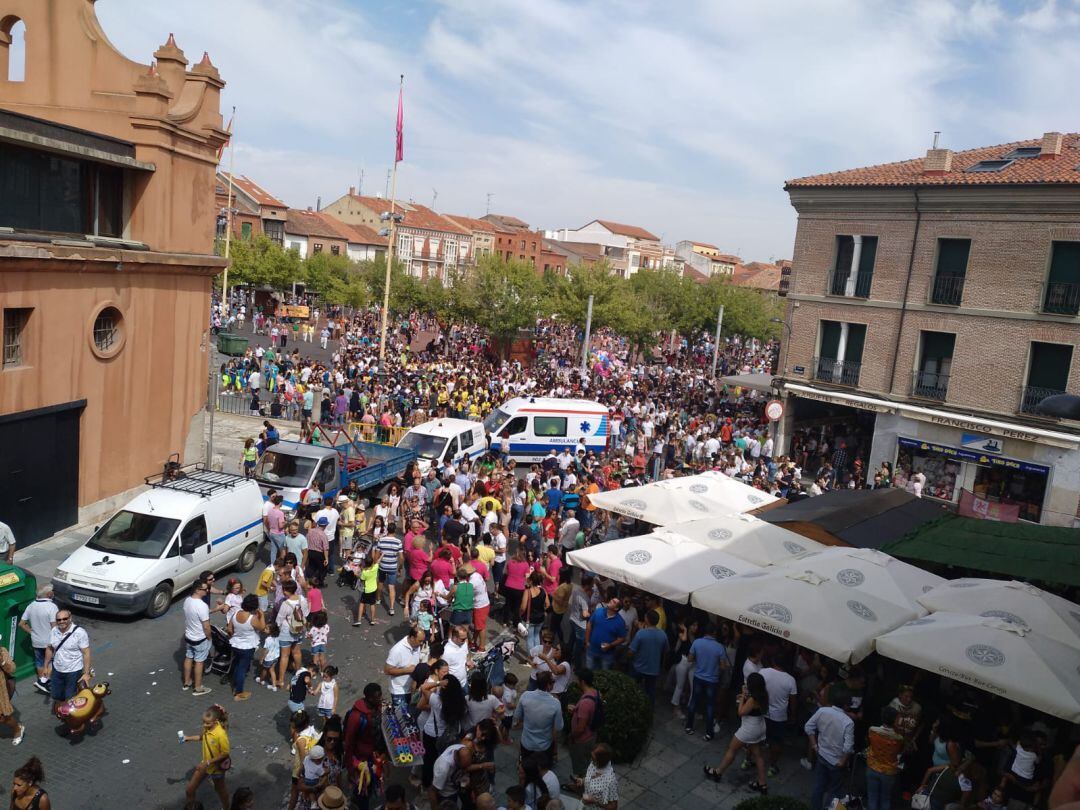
[958,489,1021,523]
[897,437,1050,476]
[899,408,1068,446]
[794,389,894,414]
[792,365,806,375]
[961,433,1003,455]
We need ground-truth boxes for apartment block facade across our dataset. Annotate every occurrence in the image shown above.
[776,134,1080,526]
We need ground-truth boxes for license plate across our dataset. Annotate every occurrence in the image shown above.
[71,593,100,605]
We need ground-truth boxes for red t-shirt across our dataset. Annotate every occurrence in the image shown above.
[430,556,456,588]
[406,546,431,581]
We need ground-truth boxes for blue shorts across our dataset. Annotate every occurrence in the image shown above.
[311,644,326,654]
[50,668,82,701]
[450,609,472,626]
[317,707,332,718]
[378,569,398,585]
[33,647,46,669]
[288,700,305,713]
[185,637,211,662]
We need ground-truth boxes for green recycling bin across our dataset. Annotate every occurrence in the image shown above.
[0,564,37,682]
[216,332,249,357]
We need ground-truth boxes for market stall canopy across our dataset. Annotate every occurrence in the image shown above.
[721,373,776,393]
[875,612,1080,723]
[660,514,827,566]
[881,515,1080,588]
[783,548,945,612]
[691,566,920,663]
[587,472,779,524]
[566,533,760,603]
[759,489,949,549]
[917,578,1080,649]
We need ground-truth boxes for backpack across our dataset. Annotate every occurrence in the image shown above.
[581,692,604,732]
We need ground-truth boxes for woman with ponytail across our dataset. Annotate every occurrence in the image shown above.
[183,703,231,808]
[10,756,50,810]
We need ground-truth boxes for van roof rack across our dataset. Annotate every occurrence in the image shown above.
[144,462,247,498]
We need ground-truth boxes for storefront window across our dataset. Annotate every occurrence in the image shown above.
[895,444,960,501]
[972,465,1048,523]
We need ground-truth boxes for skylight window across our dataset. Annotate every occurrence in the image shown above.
[1003,147,1041,159]
[967,159,1015,173]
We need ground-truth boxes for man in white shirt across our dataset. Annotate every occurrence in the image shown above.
[19,584,58,693]
[469,567,491,650]
[182,581,214,696]
[761,657,799,776]
[43,609,91,713]
[430,744,473,808]
[558,511,580,556]
[443,625,472,685]
[0,519,15,564]
[383,626,425,711]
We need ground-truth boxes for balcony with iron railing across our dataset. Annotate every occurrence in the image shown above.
[912,369,950,401]
[1019,385,1067,415]
[826,267,873,298]
[812,356,862,387]
[929,274,965,306]
[1042,280,1080,316]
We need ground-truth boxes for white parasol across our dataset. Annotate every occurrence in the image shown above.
[875,612,1080,723]
[586,472,777,524]
[659,513,827,566]
[691,567,919,663]
[566,533,761,603]
[917,578,1080,648]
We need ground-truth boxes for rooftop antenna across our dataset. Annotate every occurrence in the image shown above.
[486,192,493,216]
[932,131,941,149]
[358,167,364,197]
[385,168,391,199]
[431,188,438,210]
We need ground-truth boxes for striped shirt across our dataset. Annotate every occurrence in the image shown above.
[376,536,403,572]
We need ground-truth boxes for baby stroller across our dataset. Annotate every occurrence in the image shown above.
[207,624,236,683]
[471,630,517,687]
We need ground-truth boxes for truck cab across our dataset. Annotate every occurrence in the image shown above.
[396,419,487,474]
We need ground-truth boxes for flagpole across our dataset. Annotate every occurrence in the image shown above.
[379,75,403,363]
[222,106,237,296]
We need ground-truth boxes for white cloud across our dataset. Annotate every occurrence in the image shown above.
[94,0,1080,261]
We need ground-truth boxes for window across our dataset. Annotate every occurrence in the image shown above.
[288,241,302,252]
[330,245,340,256]
[446,240,458,265]
[1004,146,1041,159]
[930,238,970,305]
[813,320,865,386]
[1021,342,1073,413]
[2,18,26,82]
[313,242,323,254]
[502,416,527,436]
[397,233,411,258]
[93,306,122,353]
[180,515,208,553]
[315,459,338,488]
[1043,241,1080,315]
[533,416,567,437]
[0,144,125,237]
[3,307,31,368]
[241,221,252,240]
[263,219,284,245]
[459,430,474,450]
[519,239,526,250]
[445,436,459,460]
[967,159,1014,173]
[914,331,955,400]
[86,509,181,560]
[828,235,877,297]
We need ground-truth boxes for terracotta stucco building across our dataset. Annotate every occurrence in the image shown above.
[0,0,227,544]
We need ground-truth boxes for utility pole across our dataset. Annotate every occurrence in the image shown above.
[486,193,493,216]
[385,168,391,199]
[358,168,364,197]
[379,75,404,362]
[431,188,438,211]
[711,305,725,378]
[581,294,594,374]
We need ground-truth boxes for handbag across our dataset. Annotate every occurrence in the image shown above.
[911,768,946,809]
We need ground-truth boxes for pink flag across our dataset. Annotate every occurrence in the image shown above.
[395,82,404,163]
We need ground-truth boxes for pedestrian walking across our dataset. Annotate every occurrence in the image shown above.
[43,609,92,718]
[18,584,57,695]
[226,594,265,701]
[702,671,769,793]
[182,581,214,697]
[683,623,728,740]
[183,703,231,810]
[10,757,49,810]
[0,644,25,745]
[805,685,856,810]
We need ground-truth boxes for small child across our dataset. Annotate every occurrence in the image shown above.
[223,577,244,623]
[414,599,435,638]
[241,438,257,477]
[504,784,526,810]
[307,610,330,670]
[255,623,281,691]
[301,743,328,794]
[353,552,379,627]
[307,583,324,614]
[1001,730,1040,795]
[495,672,519,736]
[315,665,338,720]
[288,665,312,713]
[979,787,1007,810]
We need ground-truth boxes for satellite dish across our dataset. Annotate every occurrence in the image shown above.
[1034,393,1080,419]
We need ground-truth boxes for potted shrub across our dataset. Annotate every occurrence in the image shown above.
[563,669,652,763]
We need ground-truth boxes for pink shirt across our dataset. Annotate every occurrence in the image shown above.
[470,559,489,580]
[267,507,285,534]
[430,556,456,589]
[307,587,324,613]
[504,559,531,591]
[542,557,562,596]
[406,546,432,581]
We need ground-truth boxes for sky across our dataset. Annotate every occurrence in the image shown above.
[96,0,1080,262]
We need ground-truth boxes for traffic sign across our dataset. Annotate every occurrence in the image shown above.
[765,399,784,421]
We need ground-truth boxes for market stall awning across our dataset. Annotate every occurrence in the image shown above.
[881,515,1080,588]
[567,533,761,603]
[721,373,775,393]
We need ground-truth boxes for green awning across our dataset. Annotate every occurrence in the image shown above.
[882,514,1080,588]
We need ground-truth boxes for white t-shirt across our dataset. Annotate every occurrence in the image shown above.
[183,596,211,642]
[759,667,798,721]
[465,694,502,728]
[493,531,508,563]
[469,572,490,609]
[743,658,762,682]
[48,624,90,674]
[444,638,469,684]
[314,507,339,539]
[386,636,423,695]
[20,598,58,648]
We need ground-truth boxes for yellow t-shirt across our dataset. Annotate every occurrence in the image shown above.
[202,723,230,774]
[654,605,668,632]
[255,565,275,597]
[360,564,378,594]
[476,544,495,566]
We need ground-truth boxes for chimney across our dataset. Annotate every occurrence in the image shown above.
[1039,132,1063,158]
[316,196,322,211]
[348,186,356,197]
[923,148,953,174]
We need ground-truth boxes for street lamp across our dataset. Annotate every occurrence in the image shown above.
[769,316,793,338]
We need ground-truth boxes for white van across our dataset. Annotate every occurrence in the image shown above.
[52,466,265,618]
[482,397,609,462]
[396,418,487,473]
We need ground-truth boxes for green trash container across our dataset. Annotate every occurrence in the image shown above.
[0,564,37,682]
[216,332,250,357]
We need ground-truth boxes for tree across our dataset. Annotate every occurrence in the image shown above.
[225,234,301,289]
[455,255,544,349]
[547,260,625,331]
[695,277,784,341]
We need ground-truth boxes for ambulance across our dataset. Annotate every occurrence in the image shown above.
[483,397,609,462]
